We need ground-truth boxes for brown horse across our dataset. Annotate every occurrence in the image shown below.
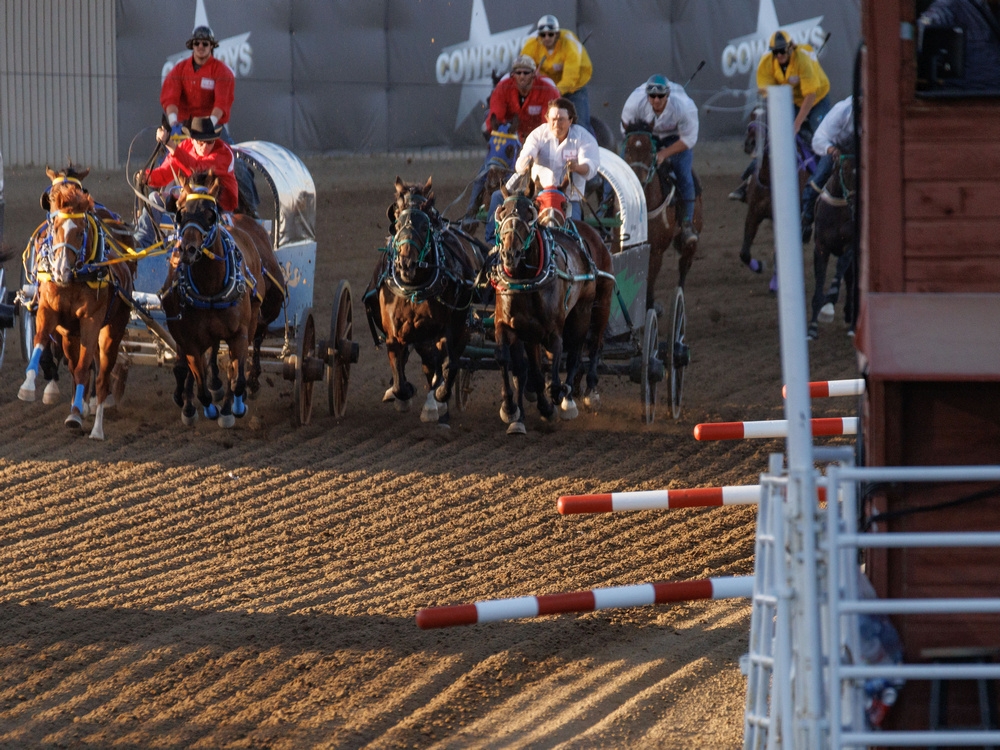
[737,106,817,287]
[491,185,614,435]
[162,172,286,427]
[17,167,136,440]
[365,177,486,425]
[808,154,857,341]
[620,121,704,310]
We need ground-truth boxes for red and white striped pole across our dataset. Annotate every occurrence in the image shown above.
[693,416,857,441]
[557,484,829,514]
[782,378,865,399]
[416,576,754,629]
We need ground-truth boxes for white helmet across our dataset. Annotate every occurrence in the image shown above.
[536,15,560,33]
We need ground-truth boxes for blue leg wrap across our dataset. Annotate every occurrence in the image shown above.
[205,403,219,419]
[233,394,246,416]
[73,384,85,413]
[27,344,43,373]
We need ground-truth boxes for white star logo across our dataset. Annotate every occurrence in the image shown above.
[160,0,254,83]
[435,0,534,130]
[720,0,824,82]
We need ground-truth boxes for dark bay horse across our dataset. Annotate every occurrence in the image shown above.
[490,187,614,435]
[738,106,817,286]
[162,172,286,427]
[18,168,136,439]
[808,154,857,341]
[365,177,486,425]
[621,121,704,310]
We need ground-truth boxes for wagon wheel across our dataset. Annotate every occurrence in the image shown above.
[19,262,36,363]
[326,279,357,418]
[641,308,661,424]
[293,307,318,426]
[455,368,474,411]
[668,287,688,420]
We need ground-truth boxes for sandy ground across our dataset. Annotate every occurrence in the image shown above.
[0,144,858,749]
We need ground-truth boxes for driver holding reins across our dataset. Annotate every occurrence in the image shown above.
[620,74,700,247]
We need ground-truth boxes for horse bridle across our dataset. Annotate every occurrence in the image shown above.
[496,195,538,270]
[46,209,102,284]
[623,130,659,188]
[392,208,435,273]
[177,190,221,259]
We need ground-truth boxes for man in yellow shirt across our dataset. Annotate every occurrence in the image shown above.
[729,30,832,201]
[521,15,595,137]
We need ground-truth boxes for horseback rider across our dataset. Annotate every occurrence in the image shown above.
[462,55,559,228]
[729,30,832,201]
[159,25,258,214]
[134,117,238,250]
[520,15,595,137]
[800,95,855,244]
[485,98,600,244]
[620,74,699,247]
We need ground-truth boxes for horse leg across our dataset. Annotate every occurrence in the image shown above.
[208,343,225,403]
[739,206,765,274]
[64,331,95,431]
[432,328,468,428]
[646,242,665,312]
[808,243,832,342]
[89,318,127,440]
[508,340,530,434]
[496,330,525,433]
[221,334,251,428]
[418,341,443,423]
[40,341,62,404]
[385,341,415,411]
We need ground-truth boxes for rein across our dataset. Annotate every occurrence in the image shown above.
[383,208,474,309]
[623,129,675,224]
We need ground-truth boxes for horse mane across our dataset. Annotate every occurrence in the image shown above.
[49,181,93,212]
[622,119,654,135]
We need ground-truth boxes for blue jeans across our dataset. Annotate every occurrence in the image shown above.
[134,191,169,251]
[801,152,836,225]
[656,136,695,223]
[485,189,582,244]
[565,87,594,137]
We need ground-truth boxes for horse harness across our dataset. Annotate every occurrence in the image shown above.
[167,191,259,310]
[623,130,677,230]
[819,155,857,209]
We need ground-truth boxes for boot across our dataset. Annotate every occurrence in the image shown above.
[680,220,698,247]
[728,179,748,202]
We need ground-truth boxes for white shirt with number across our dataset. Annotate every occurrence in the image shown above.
[514,123,600,200]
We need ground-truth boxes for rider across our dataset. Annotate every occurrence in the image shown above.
[485,97,600,244]
[620,74,700,247]
[729,30,832,201]
[520,15,595,137]
[800,95,855,244]
[160,25,258,214]
[134,117,238,250]
[462,55,559,227]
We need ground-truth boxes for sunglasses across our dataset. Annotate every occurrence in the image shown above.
[539,31,557,38]
[773,49,789,56]
[513,70,533,76]
[647,93,667,100]
[192,40,212,48]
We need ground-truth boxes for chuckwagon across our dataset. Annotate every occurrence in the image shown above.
[13,141,358,426]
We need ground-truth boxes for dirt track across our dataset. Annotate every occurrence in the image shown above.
[0,149,857,749]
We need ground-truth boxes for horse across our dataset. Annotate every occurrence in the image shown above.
[161,172,286,427]
[737,105,818,287]
[364,177,486,425]
[490,184,614,435]
[807,154,857,341]
[462,116,522,231]
[17,167,136,440]
[620,121,704,311]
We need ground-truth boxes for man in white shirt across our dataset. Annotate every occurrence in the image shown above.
[620,74,700,245]
[800,95,854,243]
[485,97,600,243]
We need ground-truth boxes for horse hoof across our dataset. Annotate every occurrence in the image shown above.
[500,404,521,424]
[64,410,83,429]
[746,258,764,274]
[506,421,527,436]
[218,414,236,429]
[769,273,778,293]
[181,408,197,426]
[818,303,835,323]
[42,381,61,404]
[807,324,819,342]
[584,391,601,413]
[210,386,225,403]
[18,386,36,403]
[88,427,106,441]
[420,392,438,422]
[382,387,395,403]
[560,397,579,420]
[394,397,410,413]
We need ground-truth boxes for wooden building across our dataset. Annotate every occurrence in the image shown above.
[859,0,1000,732]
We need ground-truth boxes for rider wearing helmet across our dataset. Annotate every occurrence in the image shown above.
[729,30,832,202]
[620,74,700,247]
[800,95,854,243]
[160,26,235,138]
[520,15,595,137]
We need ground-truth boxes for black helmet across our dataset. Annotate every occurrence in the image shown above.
[769,31,791,54]
[186,26,218,50]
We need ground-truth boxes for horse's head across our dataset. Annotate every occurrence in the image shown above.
[392,206,435,285]
[495,188,538,274]
[45,172,95,286]
[175,172,222,266]
[484,122,522,196]
[621,120,657,187]
[387,176,434,233]
[42,164,91,212]
[745,105,766,156]
[534,176,570,228]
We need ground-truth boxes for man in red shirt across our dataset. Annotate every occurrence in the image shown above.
[463,55,559,228]
[160,26,235,137]
[135,117,238,249]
